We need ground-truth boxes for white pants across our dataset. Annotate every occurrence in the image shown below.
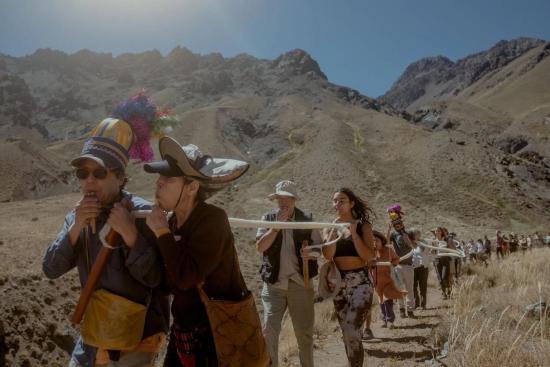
[393,265,415,311]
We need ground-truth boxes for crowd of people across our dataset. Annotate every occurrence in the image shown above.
[41,93,550,367]
[255,182,550,367]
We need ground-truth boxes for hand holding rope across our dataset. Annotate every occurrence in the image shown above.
[132,211,465,265]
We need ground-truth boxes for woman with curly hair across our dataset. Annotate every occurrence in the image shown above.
[323,188,375,367]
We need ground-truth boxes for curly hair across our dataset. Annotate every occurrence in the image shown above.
[335,187,375,224]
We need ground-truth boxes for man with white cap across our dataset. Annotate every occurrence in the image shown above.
[255,180,322,367]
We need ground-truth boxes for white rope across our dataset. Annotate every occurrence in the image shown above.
[372,238,466,267]
[133,210,465,263]
[416,239,465,258]
[228,218,349,231]
[229,218,349,256]
[133,211,349,254]
[98,223,118,249]
[133,209,161,219]
[230,218,419,265]
[375,249,414,266]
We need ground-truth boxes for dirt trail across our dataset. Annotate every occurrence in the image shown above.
[310,275,448,367]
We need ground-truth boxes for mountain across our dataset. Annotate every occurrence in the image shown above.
[0,47,392,142]
[1,42,550,367]
[381,37,545,111]
[379,37,550,223]
[0,44,548,230]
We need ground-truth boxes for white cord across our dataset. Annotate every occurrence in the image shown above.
[99,224,117,249]
[229,218,349,257]
[228,218,349,231]
[416,239,465,258]
[133,210,465,263]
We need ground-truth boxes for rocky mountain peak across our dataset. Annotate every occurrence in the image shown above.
[456,37,545,85]
[381,37,546,111]
[165,46,200,72]
[272,48,327,80]
[22,48,69,71]
[401,55,454,78]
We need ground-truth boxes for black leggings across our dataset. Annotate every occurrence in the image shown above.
[436,259,452,297]
[413,266,429,308]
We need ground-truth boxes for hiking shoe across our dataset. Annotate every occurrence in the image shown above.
[407,310,416,318]
[399,309,407,318]
[381,322,388,328]
[389,322,395,329]
[362,328,374,340]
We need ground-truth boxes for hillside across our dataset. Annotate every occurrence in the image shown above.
[0,41,549,366]
[379,38,550,218]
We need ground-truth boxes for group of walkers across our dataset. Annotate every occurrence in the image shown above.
[41,93,550,367]
[428,229,550,299]
[450,230,550,268]
[494,231,549,258]
[254,183,468,366]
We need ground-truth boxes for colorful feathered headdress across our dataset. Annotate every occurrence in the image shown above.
[111,91,177,162]
[71,91,177,170]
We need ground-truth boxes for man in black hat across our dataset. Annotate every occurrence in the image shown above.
[43,118,170,367]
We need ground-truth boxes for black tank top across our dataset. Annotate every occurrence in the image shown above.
[334,222,364,258]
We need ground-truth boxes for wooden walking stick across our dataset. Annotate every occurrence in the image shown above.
[71,198,131,325]
[71,229,120,324]
[302,240,310,289]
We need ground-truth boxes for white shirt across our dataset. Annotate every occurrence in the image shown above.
[475,242,484,253]
[412,246,432,268]
[257,214,322,290]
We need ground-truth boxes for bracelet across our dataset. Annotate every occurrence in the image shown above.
[154,227,171,238]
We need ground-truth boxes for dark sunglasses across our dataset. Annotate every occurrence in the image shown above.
[75,167,109,180]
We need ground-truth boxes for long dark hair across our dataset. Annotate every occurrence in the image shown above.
[335,187,375,224]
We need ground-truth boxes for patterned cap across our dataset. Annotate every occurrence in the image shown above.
[71,118,134,170]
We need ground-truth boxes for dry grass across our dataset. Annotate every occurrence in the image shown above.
[437,249,550,367]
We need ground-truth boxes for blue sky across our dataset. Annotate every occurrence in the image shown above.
[1,0,549,97]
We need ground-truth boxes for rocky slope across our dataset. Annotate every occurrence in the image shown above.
[381,37,545,111]
[0,47,393,142]
[1,42,550,366]
[380,38,550,216]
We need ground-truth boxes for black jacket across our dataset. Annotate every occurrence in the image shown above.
[258,208,319,284]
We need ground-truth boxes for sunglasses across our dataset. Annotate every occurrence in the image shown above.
[75,167,109,180]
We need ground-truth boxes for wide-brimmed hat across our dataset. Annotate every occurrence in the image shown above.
[144,136,249,190]
[318,261,342,300]
[268,180,300,200]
